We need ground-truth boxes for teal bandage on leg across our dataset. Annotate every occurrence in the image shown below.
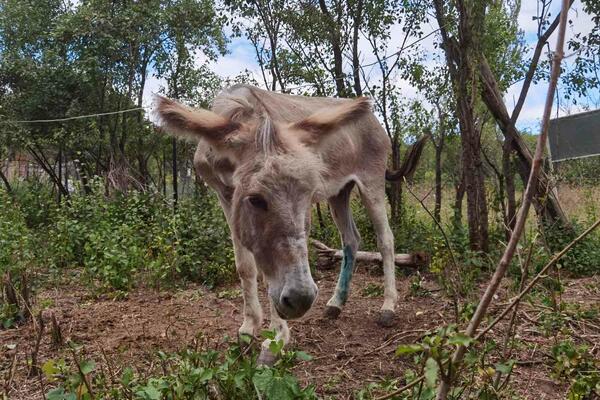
[327,244,355,308]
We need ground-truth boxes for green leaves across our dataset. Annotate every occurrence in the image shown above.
[424,357,439,388]
[45,337,317,400]
[46,388,76,400]
[395,344,424,356]
[447,333,474,347]
[494,360,515,375]
[252,367,310,400]
[79,360,95,375]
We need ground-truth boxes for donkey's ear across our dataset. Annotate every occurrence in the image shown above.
[292,97,372,145]
[154,95,240,144]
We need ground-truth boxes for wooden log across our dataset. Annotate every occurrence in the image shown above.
[311,239,428,268]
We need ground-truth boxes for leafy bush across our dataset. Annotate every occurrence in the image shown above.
[145,195,235,289]
[0,190,37,327]
[552,340,600,399]
[542,219,600,276]
[44,337,317,400]
[2,182,237,294]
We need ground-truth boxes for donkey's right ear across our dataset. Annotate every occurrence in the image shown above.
[154,95,240,144]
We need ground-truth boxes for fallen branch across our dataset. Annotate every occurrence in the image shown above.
[310,239,428,267]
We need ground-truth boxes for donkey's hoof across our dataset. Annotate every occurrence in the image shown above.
[324,305,342,319]
[257,347,278,366]
[377,310,396,327]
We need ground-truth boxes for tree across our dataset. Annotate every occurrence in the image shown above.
[0,0,227,196]
[433,0,490,252]
[477,1,574,231]
[359,0,427,222]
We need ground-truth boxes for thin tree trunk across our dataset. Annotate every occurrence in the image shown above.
[434,145,443,223]
[435,1,570,396]
[162,149,167,197]
[63,152,68,195]
[0,167,12,194]
[27,145,69,198]
[351,0,363,96]
[318,0,346,97]
[503,137,516,239]
[172,137,178,208]
[479,59,569,228]
[57,146,63,203]
[390,137,402,223]
[434,0,488,252]
[316,203,325,231]
[453,170,465,228]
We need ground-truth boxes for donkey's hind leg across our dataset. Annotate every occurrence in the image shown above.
[359,185,398,327]
[325,181,361,319]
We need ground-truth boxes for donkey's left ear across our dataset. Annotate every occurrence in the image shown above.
[291,97,372,146]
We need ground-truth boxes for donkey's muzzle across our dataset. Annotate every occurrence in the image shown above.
[277,285,318,320]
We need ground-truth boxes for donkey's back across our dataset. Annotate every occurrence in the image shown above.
[211,85,391,198]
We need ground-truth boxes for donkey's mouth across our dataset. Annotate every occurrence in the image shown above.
[272,300,297,320]
[274,305,289,320]
[272,292,316,320]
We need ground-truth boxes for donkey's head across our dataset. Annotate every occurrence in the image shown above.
[155,94,371,319]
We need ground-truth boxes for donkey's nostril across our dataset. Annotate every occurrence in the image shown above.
[281,295,293,309]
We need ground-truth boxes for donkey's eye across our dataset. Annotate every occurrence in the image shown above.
[248,195,268,211]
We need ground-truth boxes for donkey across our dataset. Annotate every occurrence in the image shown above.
[155,84,425,363]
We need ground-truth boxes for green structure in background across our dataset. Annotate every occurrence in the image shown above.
[549,109,600,162]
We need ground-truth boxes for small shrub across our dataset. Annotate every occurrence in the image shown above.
[44,336,317,400]
[0,190,37,327]
[552,340,600,399]
[543,219,600,276]
[361,283,384,298]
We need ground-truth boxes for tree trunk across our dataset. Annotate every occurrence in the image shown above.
[27,145,69,198]
[351,0,363,96]
[434,144,443,223]
[162,149,167,197]
[172,137,178,208]
[389,136,402,223]
[57,146,63,203]
[478,58,569,229]
[503,137,516,239]
[136,54,151,188]
[434,0,488,252]
[453,169,465,228]
[318,0,346,97]
[0,167,12,194]
[316,202,325,231]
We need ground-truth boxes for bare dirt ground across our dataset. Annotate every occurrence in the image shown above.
[2,268,598,399]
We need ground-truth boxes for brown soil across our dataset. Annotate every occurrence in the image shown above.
[1,269,598,399]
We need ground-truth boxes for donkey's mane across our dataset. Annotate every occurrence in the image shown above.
[256,114,283,155]
[213,90,282,156]
[212,94,254,122]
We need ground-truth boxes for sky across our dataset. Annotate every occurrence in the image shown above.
[144,1,598,132]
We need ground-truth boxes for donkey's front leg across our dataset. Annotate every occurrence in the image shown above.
[233,242,263,339]
[258,296,290,365]
[325,182,361,319]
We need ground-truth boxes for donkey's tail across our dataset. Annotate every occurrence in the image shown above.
[385,133,431,181]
